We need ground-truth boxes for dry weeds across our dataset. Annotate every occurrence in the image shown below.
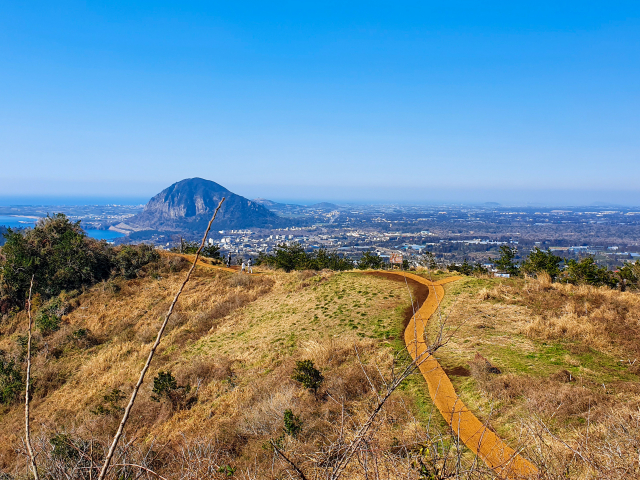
[1,262,456,479]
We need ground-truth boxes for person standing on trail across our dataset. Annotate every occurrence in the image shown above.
[241,260,246,273]
[227,253,231,268]
[247,257,253,274]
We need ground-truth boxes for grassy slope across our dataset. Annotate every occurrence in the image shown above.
[0,264,434,478]
[429,274,640,475]
[2,263,637,478]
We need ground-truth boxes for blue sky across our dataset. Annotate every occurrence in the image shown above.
[1,1,639,205]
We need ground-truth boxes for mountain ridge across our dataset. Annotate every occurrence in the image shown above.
[129,178,280,232]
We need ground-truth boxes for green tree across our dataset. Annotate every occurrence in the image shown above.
[91,388,125,416]
[258,243,353,272]
[358,251,384,270]
[151,370,194,410]
[263,243,307,272]
[201,243,221,259]
[113,244,160,278]
[472,263,489,275]
[0,214,112,310]
[521,247,563,280]
[449,259,471,275]
[492,245,519,276]
[0,215,160,312]
[0,350,23,405]
[314,248,354,271]
[291,360,324,393]
[283,409,303,438]
[151,371,178,402]
[617,260,640,290]
[419,251,438,270]
[173,240,220,259]
[561,257,617,288]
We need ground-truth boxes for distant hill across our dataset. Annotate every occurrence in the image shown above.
[252,198,285,208]
[309,202,339,210]
[129,178,280,233]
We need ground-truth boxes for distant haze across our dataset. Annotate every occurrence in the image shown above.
[0,186,638,208]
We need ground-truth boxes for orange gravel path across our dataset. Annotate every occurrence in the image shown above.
[160,254,536,477]
[379,271,538,479]
[161,252,239,273]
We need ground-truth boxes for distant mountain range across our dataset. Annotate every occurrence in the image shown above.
[252,198,339,212]
[127,178,280,233]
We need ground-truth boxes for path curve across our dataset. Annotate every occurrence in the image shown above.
[161,254,536,477]
[372,271,538,479]
[161,252,239,273]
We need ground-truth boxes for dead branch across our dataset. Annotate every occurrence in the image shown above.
[25,274,39,480]
[270,440,308,480]
[328,342,441,480]
[97,197,225,480]
[107,463,168,480]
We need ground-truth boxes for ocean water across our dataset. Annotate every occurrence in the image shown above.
[0,215,125,241]
[85,230,125,241]
[0,215,38,229]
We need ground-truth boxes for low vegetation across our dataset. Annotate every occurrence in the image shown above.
[1,256,466,479]
[256,242,355,271]
[445,244,640,291]
[1,218,639,479]
[0,214,160,313]
[432,273,640,478]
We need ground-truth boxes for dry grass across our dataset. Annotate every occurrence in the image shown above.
[2,263,460,479]
[479,276,640,358]
[3,261,638,479]
[434,274,640,479]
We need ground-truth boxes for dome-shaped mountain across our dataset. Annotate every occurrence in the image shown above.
[129,178,280,232]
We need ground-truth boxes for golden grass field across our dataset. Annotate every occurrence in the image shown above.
[0,258,638,479]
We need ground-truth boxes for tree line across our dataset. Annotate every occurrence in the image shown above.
[444,245,640,289]
[0,214,161,314]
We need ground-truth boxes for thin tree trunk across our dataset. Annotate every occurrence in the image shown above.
[270,440,308,480]
[97,198,225,480]
[25,275,39,480]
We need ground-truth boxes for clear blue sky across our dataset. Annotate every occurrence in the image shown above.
[1,2,639,205]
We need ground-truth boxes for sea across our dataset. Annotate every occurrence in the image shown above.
[0,215,125,241]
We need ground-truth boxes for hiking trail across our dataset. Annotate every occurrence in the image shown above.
[373,271,537,479]
[165,253,537,478]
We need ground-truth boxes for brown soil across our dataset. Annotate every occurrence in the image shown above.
[444,365,472,377]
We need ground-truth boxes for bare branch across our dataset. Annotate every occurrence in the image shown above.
[106,463,168,480]
[270,440,308,480]
[25,275,39,480]
[97,198,225,480]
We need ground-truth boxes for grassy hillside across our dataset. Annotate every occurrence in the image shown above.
[0,259,638,479]
[0,259,454,479]
[431,273,640,477]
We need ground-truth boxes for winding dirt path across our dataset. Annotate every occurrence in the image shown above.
[163,254,536,477]
[369,271,538,479]
[162,252,239,273]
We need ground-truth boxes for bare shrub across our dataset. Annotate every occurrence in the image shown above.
[297,270,317,281]
[522,404,640,479]
[326,364,381,401]
[135,323,159,344]
[34,363,71,398]
[162,255,191,273]
[229,273,253,288]
[175,355,234,386]
[239,383,298,436]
